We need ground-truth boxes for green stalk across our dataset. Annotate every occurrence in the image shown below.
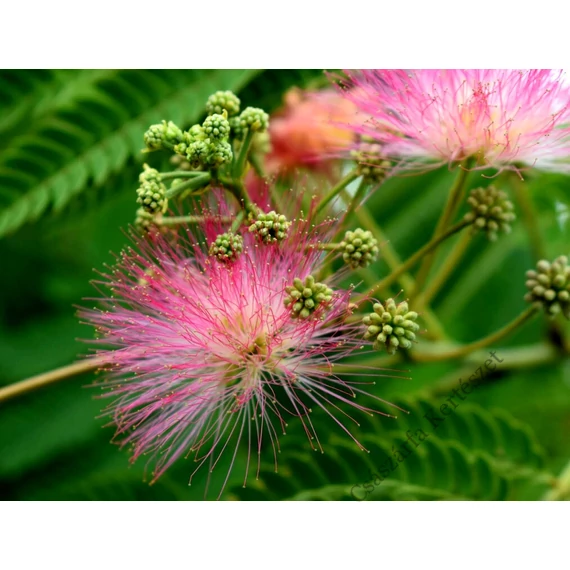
[160,171,205,180]
[160,215,233,226]
[341,178,369,226]
[509,173,546,260]
[419,229,473,305]
[232,129,255,179]
[414,163,471,294]
[315,171,360,215]
[412,305,539,362]
[366,219,471,298]
[166,172,211,199]
[346,188,447,340]
[0,358,102,403]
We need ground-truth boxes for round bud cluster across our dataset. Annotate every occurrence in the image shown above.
[228,116,245,140]
[208,232,244,263]
[207,140,233,166]
[524,256,570,318]
[463,186,516,241]
[186,140,209,168]
[134,207,160,233]
[136,165,167,214]
[202,113,231,140]
[340,228,379,269]
[249,211,291,244]
[351,140,391,183]
[363,299,420,354]
[143,120,184,151]
[238,107,269,133]
[284,275,334,319]
[206,91,241,117]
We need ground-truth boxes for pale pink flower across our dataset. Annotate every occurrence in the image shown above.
[82,214,394,497]
[266,87,360,174]
[339,69,570,174]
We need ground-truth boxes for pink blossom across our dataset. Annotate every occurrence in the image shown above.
[340,69,570,174]
[82,214,395,497]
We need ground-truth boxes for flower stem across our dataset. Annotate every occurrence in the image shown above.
[315,170,360,215]
[160,171,205,180]
[0,357,103,404]
[412,305,540,362]
[166,173,211,199]
[232,129,255,179]
[419,229,473,305]
[341,178,369,226]
[160,215,233,226]
[366,219,471,298]
[347,188,448,340]
[413,163,471,294]
[509,173,546,260]
[231,210,246,233]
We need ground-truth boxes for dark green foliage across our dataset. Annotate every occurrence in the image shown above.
[228,398,553,501]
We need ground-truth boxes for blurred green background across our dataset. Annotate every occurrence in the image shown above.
[0,69,569,500]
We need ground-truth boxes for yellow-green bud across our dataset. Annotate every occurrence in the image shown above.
[524,255,570,318]
[340,228,379,269]
[463,186,516,241]
[136,164,167,214]
[249,211,291,244]
[363,298,420,354]
[284,275,334,319]
[206,91,241,117]
[238,107,269,133]
[209,232,244,263]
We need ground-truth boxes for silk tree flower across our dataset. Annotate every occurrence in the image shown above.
[265,87,360,174]
[339,69,570,174]
[82,214,394,497]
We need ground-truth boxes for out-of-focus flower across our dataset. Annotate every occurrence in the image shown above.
[339,69,570,174]
[265,87,360,174]
[82,213,390,496]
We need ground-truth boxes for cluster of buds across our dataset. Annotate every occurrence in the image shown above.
[249,211,291,244]
[143,120,185,151]
[525,256,570,318]
[208,232,244,263]
[142,91,270,174]
[363,298,420,354]
[136,165,167,215]
[351,138,391,183]
[340,228,379,269]
[463,186,516,241]
[284,275,334,319]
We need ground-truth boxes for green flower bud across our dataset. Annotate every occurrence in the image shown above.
[284,275,334,319]
[249,211,291,244]
[208,232,244,263]
[229,116,245,140]
[524,255,570,318]
[186,140,209,168]
[238,106,269,133]
[340,228,379,269]
[143,120,184,150]
[202,112,231,140]
[363,298,420,354]
[206,140,233,166]
[136,164,167,214]
[206,91,241,117]
[134,207,162,233]
[463,186,516,241]
[351,139,391,183]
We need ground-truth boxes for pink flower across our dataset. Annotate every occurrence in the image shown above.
[339,69,570,174]
[265,87,360,174]
[82,214,392,497]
